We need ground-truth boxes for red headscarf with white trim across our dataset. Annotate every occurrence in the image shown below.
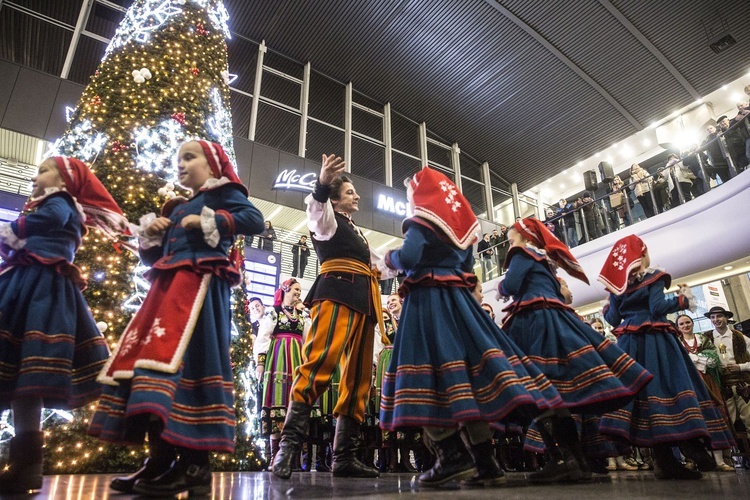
[511,217,589,284]
[195,140,248,196]
[24,156,129,239]
[597,234,647,295]
[273,278,299,307]
[408,166,479,249]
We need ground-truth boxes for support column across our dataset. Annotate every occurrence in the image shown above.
[248,40,267,141]
[298,62,311,157]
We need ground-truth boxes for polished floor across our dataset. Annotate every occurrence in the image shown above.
[3,470,748,499]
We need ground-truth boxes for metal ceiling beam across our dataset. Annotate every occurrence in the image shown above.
[484,0,643,130]
[598,0,700,100]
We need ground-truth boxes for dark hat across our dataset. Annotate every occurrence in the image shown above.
[716,115,728,122]
[704,306,733,319]
[583,191,592,198]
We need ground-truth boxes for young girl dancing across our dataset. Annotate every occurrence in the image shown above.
[0,156,128,494]
[498,218,652,483]
[89,140,264,496]
[597,234,734,479]
[380,167,564,488]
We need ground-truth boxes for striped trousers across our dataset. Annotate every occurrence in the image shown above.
[291,301,374,422]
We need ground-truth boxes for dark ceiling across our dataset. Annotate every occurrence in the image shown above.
[3,0,750,193]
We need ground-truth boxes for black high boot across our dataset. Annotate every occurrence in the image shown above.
[461,439,506,488]
[528,417,582,483]
[0,431,44,494]
[273,401,312,479]
[418,431,477,487]
[110,421,176,493]
[331,415,379,477]
[397,444,417,472]
[653,444,702,480]
[133,448,211,497]
[316,443,331,472]
[554,416,591,480]
[679,438,716,472]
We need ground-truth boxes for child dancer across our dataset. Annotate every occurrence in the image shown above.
[254,278,310,468]
[89,140,264,496]
[597,235,734,479]
[498,218,652,483]
[0,156,128,494]
[380,167,564,488]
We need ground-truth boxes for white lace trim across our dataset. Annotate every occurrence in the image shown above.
[200,177,232,191]
[133,213,163,249]
[0,222,25,250]
[200,206,220,248]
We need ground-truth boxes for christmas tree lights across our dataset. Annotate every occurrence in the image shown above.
[34,0,262,474]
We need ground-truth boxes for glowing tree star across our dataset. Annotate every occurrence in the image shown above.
[41,0,262,474]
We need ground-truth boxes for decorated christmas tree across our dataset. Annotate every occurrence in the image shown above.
[36,0,262,473]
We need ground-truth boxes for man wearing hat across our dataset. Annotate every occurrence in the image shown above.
[704,306,750,430]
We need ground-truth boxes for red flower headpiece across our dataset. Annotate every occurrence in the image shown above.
[597,234,647,295]
[407,166,479,249]
[511,218,589,284]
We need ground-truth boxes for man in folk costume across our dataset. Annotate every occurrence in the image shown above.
[89,140,265,496]
[704,306,750,433]
[273,154,392,479]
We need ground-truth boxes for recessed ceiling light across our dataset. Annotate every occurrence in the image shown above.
[724,265,733,270]
[577,161,583,166]
[642,138,651,147]
[612,143,619,148]
[695,98,703,105]
[722,85,728,90]
[595,153,601,158]
[560,183,565,189]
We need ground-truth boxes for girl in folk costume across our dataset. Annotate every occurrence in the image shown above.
[253,279,311,467]
[380,167,564,488]
[0,156,129,494]
[498,218,652,483]
[89,140,264,497]
[597,235,734,480]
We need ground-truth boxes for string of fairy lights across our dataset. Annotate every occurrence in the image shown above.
[1,0,264,471]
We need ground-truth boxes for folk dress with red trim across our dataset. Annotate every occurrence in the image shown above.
[500,246,652,416]
[598,270,734,449]
[0,194,109,410]
[379,220,564,431]
[88,183,264,453]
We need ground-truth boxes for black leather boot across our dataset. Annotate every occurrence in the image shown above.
[132,448,211,496]
[0,431,44,494]
[554,416,591,480]
[396,444,417,473]
[679,438,716,472]
[331,415,379,477]
[110,421,176,493]
[316,443,331,472]
[418,431,476,487]
[272,401,312,479]
[653,444,702,480]
[461,439,506,487]
[528,417,582,483]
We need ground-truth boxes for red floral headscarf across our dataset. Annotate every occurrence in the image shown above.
[598,234,647,295]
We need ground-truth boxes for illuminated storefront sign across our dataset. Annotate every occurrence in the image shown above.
[376,193,412,217]
[273,169,317,192]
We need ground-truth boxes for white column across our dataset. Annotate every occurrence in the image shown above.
[298,62,311,157]
[60,0,95,79]
[383,103,393,186]
[248,40,267,141]
[344,82,352,172]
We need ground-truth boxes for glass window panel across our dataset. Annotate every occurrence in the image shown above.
[263,50,303,80]
[255,101,299,155]
[460,154,483,184]
[351,137,385,184]
[491,187,510,208]
[352,107,382,141]
[308,71,345,127]
[305,120,345,162]
[461,178,486,215]
[102,0,133,7]
[226,36,257,94]
[260,70,300,110]
[0,9,72,75]
[426,141,451,170]
[391,113,419,157]
[68,36,107,85]
[230,90,252,139]
[85,2,125,39]
[352,91,381,111]
[392,152,422,189]
[428,162,454,181]
[11,0,83,26]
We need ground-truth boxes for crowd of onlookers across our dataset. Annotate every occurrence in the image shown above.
[538,104,750,248]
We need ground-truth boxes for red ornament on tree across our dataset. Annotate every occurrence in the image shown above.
[171,112,186,125]
[111,140,128,153]
[196,23,208,36]
[91,95,102,106]
[190,67,200,76]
